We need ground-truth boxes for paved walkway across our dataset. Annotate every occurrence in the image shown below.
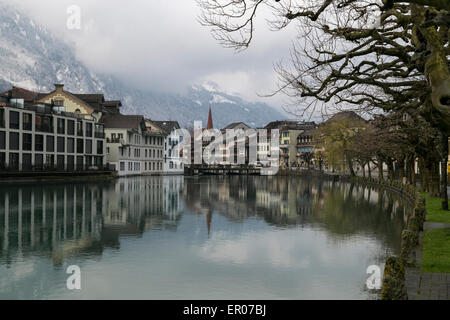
[406,269,450,300]
[405,222,450,300]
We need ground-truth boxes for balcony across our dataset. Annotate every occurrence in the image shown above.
[107,137,125,144]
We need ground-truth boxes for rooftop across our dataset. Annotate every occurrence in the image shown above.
[152,121,180,135]
[1,85,120,114]
[101,114,145,130]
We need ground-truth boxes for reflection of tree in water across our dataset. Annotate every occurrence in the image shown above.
[306,181,408,254]
[183,176,409,254]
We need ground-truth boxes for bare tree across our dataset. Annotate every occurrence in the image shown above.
[198,0,450,129]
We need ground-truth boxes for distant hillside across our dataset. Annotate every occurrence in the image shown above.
[0,6,285,128]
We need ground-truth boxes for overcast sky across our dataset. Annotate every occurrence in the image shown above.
[9,0,299,114]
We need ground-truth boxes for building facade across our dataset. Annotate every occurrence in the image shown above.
[103,115,165,176]
[265,121,317,168]
[152,121,184,175]
[0,95,106,172]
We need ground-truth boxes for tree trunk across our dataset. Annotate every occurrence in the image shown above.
[441,133,448,210]
[398,156,406,182]
[387,160,395,181]
[378,158,384,180]
[419,158,428,192]
[430,160,440,197]
[407,155,416,186]
[368,163,372,179]
[347,157,356,177]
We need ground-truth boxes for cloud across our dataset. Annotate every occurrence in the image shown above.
[6,0,297,111]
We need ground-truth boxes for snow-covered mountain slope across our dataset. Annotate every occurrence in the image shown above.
[0,6,285,128]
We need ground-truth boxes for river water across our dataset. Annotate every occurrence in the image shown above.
[0,175,410,299]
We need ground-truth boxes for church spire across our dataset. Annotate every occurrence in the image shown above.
[207,106,214,130]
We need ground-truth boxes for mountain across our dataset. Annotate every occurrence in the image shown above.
[0,6,285,128]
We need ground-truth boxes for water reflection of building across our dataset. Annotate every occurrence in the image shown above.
[183,176,318,227]
[183,176,410,252]
[0,176,184,266]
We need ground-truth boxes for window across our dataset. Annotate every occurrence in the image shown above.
[9,153,19,170]
[0,109,4,128]
[77,121,83,136]
[9,132,19,150]
[46,154,54,167]
[77,139,84,154]
[23,113,32,131]
[57,137,65,153]
[57,155,65,170]
[67,120,75,135]
[94,156,103,167]
[35,154,44,170]
[46,136,55,152]
[120,162,125,171]
[86,123,93,137]
[97,140,103,155]
[106,147,110,155]
[35,135,44,152]
[23,134,32,151]
[54,99,64,106]
[0,131,5,149]
[95,124,105,138]
[86,140,92,154]
[76,156,84,170]
[36,115,53,133]
[57,118,65,134]
[67,138,75,153]
[0,152,5,169]
[22,154,32,171]
[67,156,75,171]
[9,111,19,129]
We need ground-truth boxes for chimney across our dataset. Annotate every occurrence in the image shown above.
[54,84,64,92]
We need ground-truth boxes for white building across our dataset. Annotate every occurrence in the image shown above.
[102,115,164,176]
[150,121,185,175]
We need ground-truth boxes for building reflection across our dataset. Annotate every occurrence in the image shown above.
[0,176,184,266]
[183,176,409,251]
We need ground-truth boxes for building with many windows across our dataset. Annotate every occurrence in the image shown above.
[265,121,317,168]
[102,114,165,176]
[152,121,184,175]
[0,89,107,172]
